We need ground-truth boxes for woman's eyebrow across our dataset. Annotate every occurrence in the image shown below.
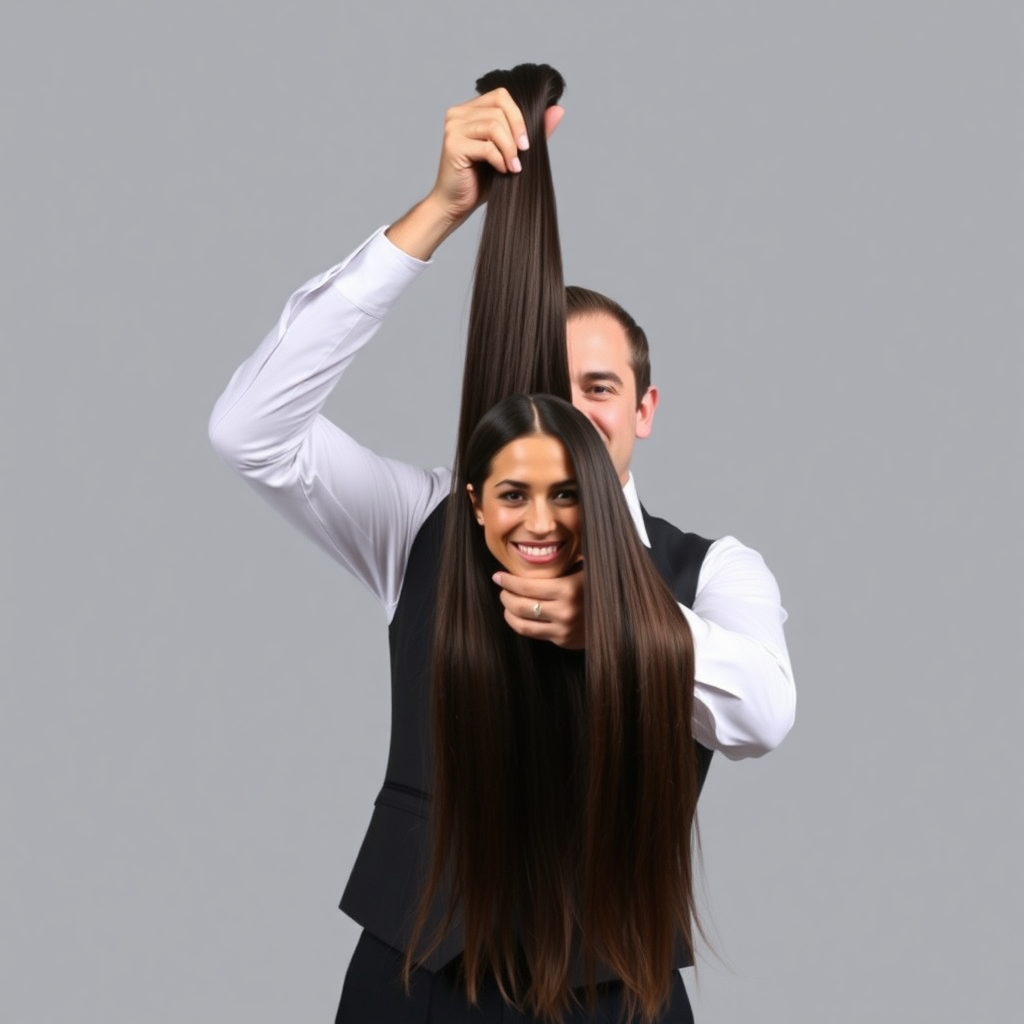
[491,477,577,490]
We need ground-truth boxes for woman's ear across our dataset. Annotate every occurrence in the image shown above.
[466,483,484,525]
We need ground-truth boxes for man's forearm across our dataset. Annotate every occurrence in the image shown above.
[686,537,796,759]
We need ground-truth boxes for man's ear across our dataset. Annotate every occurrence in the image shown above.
[466,483,484,525]
[635,385,658,440]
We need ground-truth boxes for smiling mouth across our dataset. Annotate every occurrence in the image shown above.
[512,542,566,563]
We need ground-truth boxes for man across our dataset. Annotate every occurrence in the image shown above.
[209,86,795,1015]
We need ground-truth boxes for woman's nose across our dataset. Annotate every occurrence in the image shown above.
[525,500,554,535]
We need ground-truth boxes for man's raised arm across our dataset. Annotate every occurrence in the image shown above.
[208,89,544,618]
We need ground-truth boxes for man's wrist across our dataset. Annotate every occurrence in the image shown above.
[385,195,466,262]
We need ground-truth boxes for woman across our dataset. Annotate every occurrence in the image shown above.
[326,63,704,1024]
[405,391,702,1023]
[212,61,726,1023]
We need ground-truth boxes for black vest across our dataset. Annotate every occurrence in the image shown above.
[340,496,714,976]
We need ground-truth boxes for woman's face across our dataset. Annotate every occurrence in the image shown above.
[467,433,582,578]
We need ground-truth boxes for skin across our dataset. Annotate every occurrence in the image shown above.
[385,89,649,649]
[467,435,583,580]
[387,89,565,262]
[494,322,657,647]
[567,314,658,487]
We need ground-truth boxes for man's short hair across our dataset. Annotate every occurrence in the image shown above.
[565,286,652,405]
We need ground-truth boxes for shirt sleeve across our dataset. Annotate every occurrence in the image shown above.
[682,536,796,760]
[208,227,451,620]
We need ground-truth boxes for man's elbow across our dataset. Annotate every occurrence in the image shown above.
[208,407,249,473]
[207,407,283,482]
[748,705,795,759]
[720,685,796,761]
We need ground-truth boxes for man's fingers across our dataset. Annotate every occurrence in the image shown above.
[502,606,583,650]
[504,607,567,641]
[492,569,582,599]
[431,87,554,223]
[491,571,559,600]
[497,588,561,626]
[492,570,585,649]
[472,87,529,151]
[449,138,515,176]
[449,115,519,171]
[467,118,521,172]
[446,99,526,173]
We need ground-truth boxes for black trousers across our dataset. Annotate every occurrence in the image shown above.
[336,931,694,1024]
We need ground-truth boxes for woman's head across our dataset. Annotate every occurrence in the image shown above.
[464,394,625,579]
[468,432,581,579]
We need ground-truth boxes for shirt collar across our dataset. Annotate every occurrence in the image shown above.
[621,473,651,547]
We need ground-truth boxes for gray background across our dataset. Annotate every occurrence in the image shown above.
[3,2,1021,1021]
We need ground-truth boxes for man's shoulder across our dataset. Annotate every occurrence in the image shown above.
[637,503,715,547]
[637,512,772,580]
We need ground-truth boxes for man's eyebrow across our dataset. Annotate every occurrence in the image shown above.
[577,370,625,386]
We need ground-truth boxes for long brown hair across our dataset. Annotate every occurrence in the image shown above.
[454,63,570,469]
[408,64,700,1023]
[413,395,700,1021]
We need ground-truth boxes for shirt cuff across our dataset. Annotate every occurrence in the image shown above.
[331,226,430,318]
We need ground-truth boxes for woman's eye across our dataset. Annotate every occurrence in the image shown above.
[554,490,579,504]
[499,490,525,502]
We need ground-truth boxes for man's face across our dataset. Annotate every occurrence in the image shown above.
[566,313,658,486]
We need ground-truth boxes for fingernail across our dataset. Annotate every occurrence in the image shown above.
[518,132,529,150]
[492,573,502,584]
[510,157,522,173]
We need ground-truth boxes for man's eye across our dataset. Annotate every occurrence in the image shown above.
[589,385,612,395]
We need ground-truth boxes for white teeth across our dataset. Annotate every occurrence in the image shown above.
[516,543,560,557]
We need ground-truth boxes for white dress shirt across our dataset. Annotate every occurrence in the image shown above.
[210,228,796,759]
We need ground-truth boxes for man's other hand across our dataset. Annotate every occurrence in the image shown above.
[492,566,584,650]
